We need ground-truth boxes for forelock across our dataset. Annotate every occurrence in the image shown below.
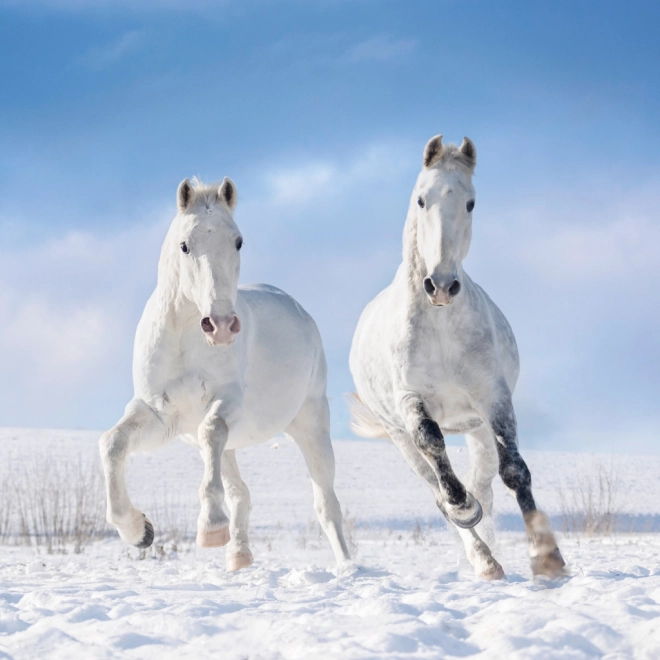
[189,177,223,208]
[431,144,475,175]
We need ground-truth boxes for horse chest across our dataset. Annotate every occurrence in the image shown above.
[148,339,242,428]
[399,321,468,387]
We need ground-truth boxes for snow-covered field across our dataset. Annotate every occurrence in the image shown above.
[1,428,660,659]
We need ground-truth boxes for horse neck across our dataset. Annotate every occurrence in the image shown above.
[151,226,195,340]
[400,202,429,309]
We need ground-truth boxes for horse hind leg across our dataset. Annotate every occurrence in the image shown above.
[464,426,499,550]
[221,449,253,571]
[285,396,351,566]
[392,431,504,580]
[99,399,170,548]
[490,399,566,578]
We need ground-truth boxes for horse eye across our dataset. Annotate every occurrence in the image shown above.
[235,237,243,251]
[417,197,425,209]
[180,242,189,254]
[466,200,475,213]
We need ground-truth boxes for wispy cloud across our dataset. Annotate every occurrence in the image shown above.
[78,30,146,68]
[520,214,660,283]
[262,142,414,208]
[0,214,167,428]
[343,35,417,63]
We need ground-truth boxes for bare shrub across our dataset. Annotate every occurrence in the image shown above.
[343,507,359,557]
[13,452,106,553]
[0,463,13,544]
[147,487,195,552]
[558,458,621,536]
[411,519,426,545]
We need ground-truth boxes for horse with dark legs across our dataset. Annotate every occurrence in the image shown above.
[350,135,565,579]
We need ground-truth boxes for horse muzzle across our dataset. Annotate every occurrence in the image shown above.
[423,275,461,306]
[200,313,241,345]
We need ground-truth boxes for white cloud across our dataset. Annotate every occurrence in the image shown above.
[0,296,113,381]
[261,141,415,209]
[520,215,660,283]
[267,164,336,205]
[79,30,146,67]
[0,214,168,428]
[344,36,417,62]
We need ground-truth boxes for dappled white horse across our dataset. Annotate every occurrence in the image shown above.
[100,177,350,571]
[350,136,565,579]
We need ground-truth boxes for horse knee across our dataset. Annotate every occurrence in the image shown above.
[225,481,251,510]
[99,428,128,466]
[413,418,446,456]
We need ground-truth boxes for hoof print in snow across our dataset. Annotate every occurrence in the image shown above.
[136,516,154,549]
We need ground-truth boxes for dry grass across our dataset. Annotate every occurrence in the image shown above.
[147,487,195,547]
[557,458,622,537]
[12,453,107,553]
[343,507,359,557]
[0,464,13,544]
[0,451,199,554]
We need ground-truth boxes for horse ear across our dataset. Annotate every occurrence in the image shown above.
[459,137,477,169]
[177,179,194,213]
[423,135,443,168]
[218,177,237,211]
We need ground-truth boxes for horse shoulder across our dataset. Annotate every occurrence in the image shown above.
[466,279,520,390]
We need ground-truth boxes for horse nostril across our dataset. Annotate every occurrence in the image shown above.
[448,280,461,297]
[201,317,215,333]
[423,277,436,295]
[229,315,241,335]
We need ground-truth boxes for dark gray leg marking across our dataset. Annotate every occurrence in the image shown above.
[408,400,482,528]
[411,401,466,506]
[492,406,536,514]
[136,514,154,549]
[492,402,565,575]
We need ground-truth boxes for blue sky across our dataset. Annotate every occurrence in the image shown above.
[0,1,659,452]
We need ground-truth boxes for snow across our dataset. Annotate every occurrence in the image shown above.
[1,428,660,658]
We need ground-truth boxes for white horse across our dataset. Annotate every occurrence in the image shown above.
[349,136,565,579]
[99,177,350,572]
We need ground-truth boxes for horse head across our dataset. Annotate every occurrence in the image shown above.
[173,177,243,345]
[412,135,477,306]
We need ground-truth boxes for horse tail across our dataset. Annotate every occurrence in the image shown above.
[348,393,389,439]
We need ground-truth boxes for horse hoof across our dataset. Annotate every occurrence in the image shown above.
[136,516,154,549]
[226,551,253,572]
[479,563,505,581]
[197,526,230,548]
[448,494,483,529]
[532,548,567,578]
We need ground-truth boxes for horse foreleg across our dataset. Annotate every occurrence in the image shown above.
[196,400,231,548]
[99,399,167,547]
[490,399,566,578]
[286,396,351,566]
[400,395,482,529]
[221,449,253,571]
[392,431,503,580]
